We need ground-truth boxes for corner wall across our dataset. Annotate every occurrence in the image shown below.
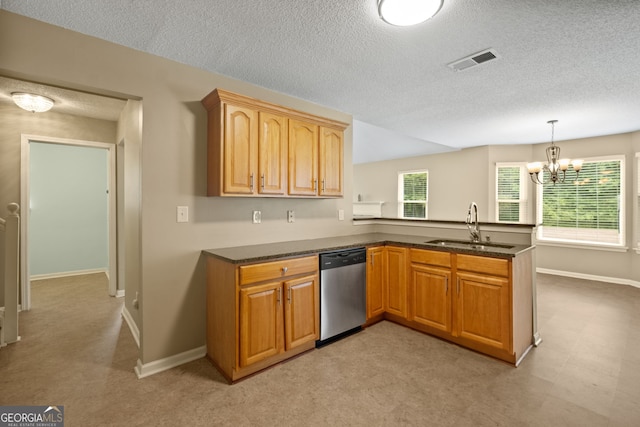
[0,11,355,366]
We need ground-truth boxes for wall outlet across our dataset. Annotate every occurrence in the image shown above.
[287,210,295,223]
[252,210,261,224]
[177,206,189,223]
[338,209,345,221]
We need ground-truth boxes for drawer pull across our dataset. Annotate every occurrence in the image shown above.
[445,276,448,294]
[282,267,288,274]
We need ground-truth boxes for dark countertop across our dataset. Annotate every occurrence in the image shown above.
[202,233,534,264]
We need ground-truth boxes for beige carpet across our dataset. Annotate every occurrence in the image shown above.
[1,272,639,426]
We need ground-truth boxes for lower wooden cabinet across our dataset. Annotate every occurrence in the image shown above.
[456,271,510,352]
[365,246,407,322]
[284,275,319,349]
[385,246,407,319]
[207,254,319,383]
[239,281,283,367]
[369,247,534,366]
[366,247,385,320]
[409,263,452,333]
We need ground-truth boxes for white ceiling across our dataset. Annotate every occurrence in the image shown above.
[2,0,640,163]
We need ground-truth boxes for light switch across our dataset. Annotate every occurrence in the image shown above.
[338,209,345,221]
[252,210,262,224]
[287,210,295,223]
[177,206,189,223]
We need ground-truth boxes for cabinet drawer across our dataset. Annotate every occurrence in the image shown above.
[456,254,509,277]
[410,249,451,268]
[240,255,318,285]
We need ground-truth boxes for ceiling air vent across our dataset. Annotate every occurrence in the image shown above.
[448,49,499,72]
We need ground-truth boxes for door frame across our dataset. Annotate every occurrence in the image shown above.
[20,134,118,310]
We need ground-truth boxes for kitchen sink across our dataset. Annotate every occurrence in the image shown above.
[425,239,515,250]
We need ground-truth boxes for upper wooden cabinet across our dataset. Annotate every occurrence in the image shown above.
[288,119,319,196]
[259,112,288,195]
[202,89,347,198]
[318,127,343,197]
[223,104,257,195]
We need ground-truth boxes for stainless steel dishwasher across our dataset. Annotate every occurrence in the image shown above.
[317,247,367,347]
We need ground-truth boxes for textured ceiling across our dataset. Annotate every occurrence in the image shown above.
[2,0,640,163]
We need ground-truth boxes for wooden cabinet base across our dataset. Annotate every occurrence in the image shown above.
[207,340,316,384]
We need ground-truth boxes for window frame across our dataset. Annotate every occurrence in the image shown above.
[535,154,625,249]
[397,169,428,219]
[495,162,529,224]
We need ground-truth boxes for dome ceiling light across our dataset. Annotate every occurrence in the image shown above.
[11,92,55,113]
[378,0,443,26]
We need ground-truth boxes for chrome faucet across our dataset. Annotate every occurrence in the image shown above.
[466,202,480,243]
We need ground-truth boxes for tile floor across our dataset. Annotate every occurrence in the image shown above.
[0,273,639,426]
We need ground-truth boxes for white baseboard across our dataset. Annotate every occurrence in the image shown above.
[537,268,640,288]
[121,306,140,348]
[115,289,125,298]
[30,268,108,281]
[134,346,206,379]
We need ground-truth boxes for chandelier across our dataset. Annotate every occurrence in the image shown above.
[527,120,582,185]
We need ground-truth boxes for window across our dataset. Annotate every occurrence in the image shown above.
[496,163,529,223]
[398,170,428,219]
[537,156,624,246]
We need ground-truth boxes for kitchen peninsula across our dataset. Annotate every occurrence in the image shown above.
[204,224,537,383]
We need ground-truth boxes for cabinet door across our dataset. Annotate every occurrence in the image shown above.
[288,119,318,196]
[284,275,319,350]
[258,112,287,195]
[410,264,452,333]
[239,282,284,367]
[224,104,258,194]
[318,127,343,197]
[386,246,407,318]
[366,247,386,319]
[455,271,511,352]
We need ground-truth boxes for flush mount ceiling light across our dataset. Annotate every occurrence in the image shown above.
[378,0,443,26]
[527,120,583,185]
[11,92,55,113]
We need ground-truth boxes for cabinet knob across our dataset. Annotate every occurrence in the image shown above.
[282,266,288,274]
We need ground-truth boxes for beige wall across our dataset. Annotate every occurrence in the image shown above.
[354,133,640,284]
[0,11,355,365]
[0,104,117,211]
[116,100,143,329]
[354,146,490,220]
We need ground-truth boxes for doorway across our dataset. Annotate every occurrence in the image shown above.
[20,135,117,310]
